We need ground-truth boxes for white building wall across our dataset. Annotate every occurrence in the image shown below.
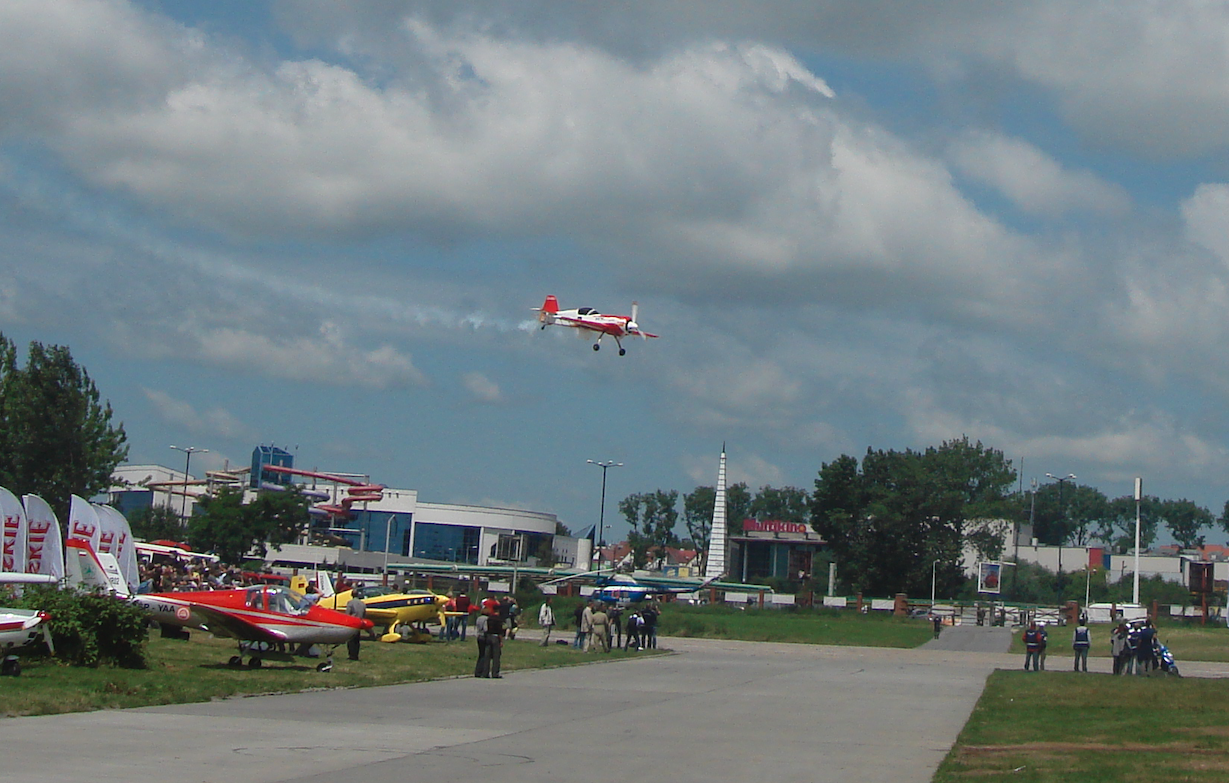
[1014,544,1094,573]
[1106,554,1185,584]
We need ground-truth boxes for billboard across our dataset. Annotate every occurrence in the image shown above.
[978,562,1002,594]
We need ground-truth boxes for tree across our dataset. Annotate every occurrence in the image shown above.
[188,487,310,564]
[811,439,1017,597]
[1158,499,1212,550]
[683,485,715,563]
[0,335,128,520]
[726,482,752,537]
[1105,495,1161,552]
[128,504,186,542]
[619,490,679,567]
[750,485,810,525]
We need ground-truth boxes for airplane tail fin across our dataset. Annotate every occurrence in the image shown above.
[65,537,131,597]
[316,569,335,599]
[535,295,560,325]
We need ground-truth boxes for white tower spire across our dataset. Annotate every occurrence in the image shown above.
[705,445,727,580]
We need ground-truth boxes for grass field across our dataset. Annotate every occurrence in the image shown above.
[0,632,656,718]
[935,670,1229,782]
[1006,619,1229,662]
[652,603,933,648]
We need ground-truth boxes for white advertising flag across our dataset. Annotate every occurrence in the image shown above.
[67,495,102,551]
[22,494,63,580]
[0,486,28,574]
[95,505,138,592]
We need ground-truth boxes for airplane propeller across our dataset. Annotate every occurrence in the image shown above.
[628,301,646,338]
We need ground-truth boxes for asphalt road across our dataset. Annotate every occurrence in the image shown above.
[7,635,1224,783]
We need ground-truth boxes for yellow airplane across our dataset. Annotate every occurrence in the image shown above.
[288,573,461,643]
[320,584,454,643]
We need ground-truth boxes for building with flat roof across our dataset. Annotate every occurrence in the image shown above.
[110,446,577,568]
[729,519,824,583]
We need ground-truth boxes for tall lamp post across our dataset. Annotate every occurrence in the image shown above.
[169,445,208,523]
[931,559,941,608]
[1045,472,1076,598]
[587,460,623,567]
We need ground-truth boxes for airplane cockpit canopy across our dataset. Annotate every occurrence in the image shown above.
[246,585,314,615]
[354,585,395,599]
[577,307,597,315]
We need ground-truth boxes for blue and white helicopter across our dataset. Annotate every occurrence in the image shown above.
[541,568,722,605]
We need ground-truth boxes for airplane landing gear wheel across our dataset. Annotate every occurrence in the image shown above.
[1,655,21,676]
[618,348,626,356]
[247,657,263,669]
[317,660,334,673]
[228,655,243,668]
[592,343,600,351]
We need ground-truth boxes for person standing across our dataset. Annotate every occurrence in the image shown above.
[1136,620,1157,676]
[486,608,505,678]
[1072,621,1091,672]
[473,610,490,677]
[573,602,587,649]
[1037,623,1048,671]
[608,605,623,650]
[590,604,610,653]
[443,594,458,640]
[1111,622,1127,675]
[642,602,659,649]
[1022,621,1042,671]
[455,592,471,641]
[581,601,596,651]
[345,592,367,661]
[625,610,642,650]
[931,613,942,639]
[538,597,556,647]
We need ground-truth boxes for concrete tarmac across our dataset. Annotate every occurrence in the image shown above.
[6,636,1227,783]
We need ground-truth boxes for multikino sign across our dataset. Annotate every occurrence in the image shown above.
[742,519,809,534]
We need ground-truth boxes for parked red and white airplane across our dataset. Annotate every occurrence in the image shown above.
[533,295,659,355]
[66,538,373,671]
[0,572,58,675]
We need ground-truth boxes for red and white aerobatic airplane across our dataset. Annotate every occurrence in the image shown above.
[66,538,372,671]
[0,572,58,675]
[534,295,659,355]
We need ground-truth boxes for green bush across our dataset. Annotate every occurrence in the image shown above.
[15,586,148,668]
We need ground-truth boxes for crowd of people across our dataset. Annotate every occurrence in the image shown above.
[567,599,660,652]
[1022,616,1173,675]
[137,560,256,593]
[469,595,664,679]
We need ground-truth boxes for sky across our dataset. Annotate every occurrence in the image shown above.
[4,1,1229,544]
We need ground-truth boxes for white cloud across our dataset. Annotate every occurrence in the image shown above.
[949,131,1130,217]
[682,451,784,489]
[1183,183,1229,264]
[462,371,503,403]
[142,387,255,441]
[190,324,426,389]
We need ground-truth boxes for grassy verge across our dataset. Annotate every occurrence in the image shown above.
[935,670,1229,782]
[0,632,658,718]
[651,604,933,648]
[1006,619,1229,662]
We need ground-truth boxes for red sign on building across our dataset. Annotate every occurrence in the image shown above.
[742,519,809,534]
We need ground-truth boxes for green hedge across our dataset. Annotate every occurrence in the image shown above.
[14,586,148,668]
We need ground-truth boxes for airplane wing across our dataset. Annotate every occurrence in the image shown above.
[189,604,287,643]
[552,314,605,332]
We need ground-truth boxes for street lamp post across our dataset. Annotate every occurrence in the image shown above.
[169,445,208,523]
[931,559,941,608]
[1045,472,1076,597]
[587,460,623,568]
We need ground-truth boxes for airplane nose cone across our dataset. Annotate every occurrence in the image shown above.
[628,321,638,331]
